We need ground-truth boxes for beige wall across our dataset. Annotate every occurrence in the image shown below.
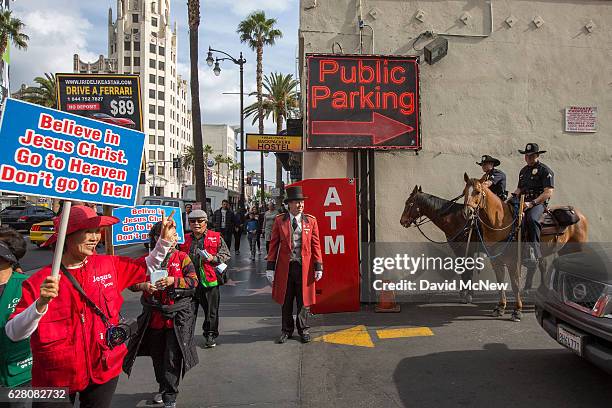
[299,0,612,241]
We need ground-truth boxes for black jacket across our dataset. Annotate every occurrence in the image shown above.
[123,294,199,378]
[212,208,235,231]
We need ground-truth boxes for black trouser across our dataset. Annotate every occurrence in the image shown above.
[233,227,242,251]
[32,376,119,408]
[282,261,310,336]
[255,232,261,251]
[266,241,270,253]
[198,285,220,338]
[1,381,30,408]
[220,228,233,250]
[148,328,182,404]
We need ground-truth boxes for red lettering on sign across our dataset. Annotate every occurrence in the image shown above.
[319,60,338,82]
[311,86,331,109]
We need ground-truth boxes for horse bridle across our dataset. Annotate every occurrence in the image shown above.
[404,192,466,227]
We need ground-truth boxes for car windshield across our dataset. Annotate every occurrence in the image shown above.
[92,113,111,118]
[144,199,162,205]
[0,206,25,215]
[163,201,180,207]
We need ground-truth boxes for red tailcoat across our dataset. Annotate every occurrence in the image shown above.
[266,213,324,307]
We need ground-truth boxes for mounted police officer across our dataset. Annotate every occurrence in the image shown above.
[509,143,554,266]
[476,155,507,201]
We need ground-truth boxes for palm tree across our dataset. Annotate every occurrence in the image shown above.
[214,154,224,187]
[187,0,206,207]
[243,72,299,206]
[230,162,241,190]
[21,73,57,108]
[237,11,282,205]
[0,10,28,60]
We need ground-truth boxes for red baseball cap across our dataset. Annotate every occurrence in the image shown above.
[42,205,119,247]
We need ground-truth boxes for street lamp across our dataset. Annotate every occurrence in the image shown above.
[207,46,246,209]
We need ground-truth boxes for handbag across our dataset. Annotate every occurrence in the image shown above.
[60,265,137,349]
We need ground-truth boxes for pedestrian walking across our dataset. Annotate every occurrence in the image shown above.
[5,205,176,408]
[265,186,324,344]
[212,200,235,250]
[256,207,264,255]
[245,212,259,261]
[233,207,246,255]
[263,202,280,253]
[0,227,31,408]
[124,221,199,408]
[179,210,230,348]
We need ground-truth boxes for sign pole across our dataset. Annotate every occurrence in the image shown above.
[104,205,115,255]
[50,201,72,278]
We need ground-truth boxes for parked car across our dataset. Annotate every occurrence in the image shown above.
[30,220,107,249]
[0,205,56,231]
[535,245,612,374]
[87,112,136,129]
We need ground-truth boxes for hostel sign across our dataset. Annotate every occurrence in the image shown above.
[307,54,420,150]
[246,133,302,151]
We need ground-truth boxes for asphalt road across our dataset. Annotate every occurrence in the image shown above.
[16,235,612,407]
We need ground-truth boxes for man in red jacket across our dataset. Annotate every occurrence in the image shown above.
[266,186,324,344]
[5,205,176,408]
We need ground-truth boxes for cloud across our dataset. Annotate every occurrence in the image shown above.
[202,0,295,18]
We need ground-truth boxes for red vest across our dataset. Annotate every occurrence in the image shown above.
[179,231,221,283]
[11,255,146,393]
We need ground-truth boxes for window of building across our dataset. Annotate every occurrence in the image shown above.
[148,119,155,129]
[149,44,156,54]
[133,57,140,66]
[124,57,131,66]
[158,76,164,86]
[149,150,155,159]
[149,59,155,69]
[158,151,164,160]
[158,166,164,176]
[149,74,155,84]
[158,106,164,115]
[149,135,155,144]
[159,46,165,56]
[148,89,155,98]
[158,121,164,130]
[152,17,158,27]
[158,91,165,100]
[132,28,139,34]
[158,136,165,145]
[132,14,139,23]
[133,41,140,51]
[124,41,131,51]
[158,61,165,70]
[149,104,155,114]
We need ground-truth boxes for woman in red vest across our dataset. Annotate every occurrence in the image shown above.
[124,221,199,408]
[5,205,177,408]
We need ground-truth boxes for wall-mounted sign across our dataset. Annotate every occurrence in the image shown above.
[56,73,143,131]
[565,106,597,133]
[246,133,302,151]
[306,54,420,150]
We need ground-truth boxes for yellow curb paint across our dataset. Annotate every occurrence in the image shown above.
[376,327,434,339]
[314,325,375,348]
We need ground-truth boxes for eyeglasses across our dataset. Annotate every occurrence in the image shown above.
[189,219,207,224]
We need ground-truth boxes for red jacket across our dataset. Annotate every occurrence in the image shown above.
[11,255,147,393]
[179,231,221,283]
[266,213,323,307]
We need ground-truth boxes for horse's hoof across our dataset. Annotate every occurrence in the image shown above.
[491,306,506,317]
[510,310,523,322]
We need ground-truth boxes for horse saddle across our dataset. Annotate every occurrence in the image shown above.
[541,206,580,235]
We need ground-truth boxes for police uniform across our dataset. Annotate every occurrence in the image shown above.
[516,144,555,260]
[484,169,507,200]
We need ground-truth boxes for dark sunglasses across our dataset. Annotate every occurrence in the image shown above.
[189,218,207,224]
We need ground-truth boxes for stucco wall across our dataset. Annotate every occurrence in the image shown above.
[299,0,612,241]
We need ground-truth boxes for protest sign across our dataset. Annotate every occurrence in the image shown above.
[112,205,184,246]
[0,98,145,207]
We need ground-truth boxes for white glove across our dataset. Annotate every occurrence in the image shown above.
[315,271,323,281]
[266,270,275,284]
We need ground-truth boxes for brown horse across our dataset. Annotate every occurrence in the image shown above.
[400,185,510,306]
[462,173,589,320]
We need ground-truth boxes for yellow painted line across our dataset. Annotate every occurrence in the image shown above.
[314,325,375,348]
[376,327,434,339]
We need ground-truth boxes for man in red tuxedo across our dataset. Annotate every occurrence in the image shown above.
[266,185,324,344]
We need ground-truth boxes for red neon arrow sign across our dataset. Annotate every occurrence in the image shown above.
[311,112,414,145]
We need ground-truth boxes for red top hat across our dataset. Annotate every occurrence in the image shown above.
[42,205,119,247]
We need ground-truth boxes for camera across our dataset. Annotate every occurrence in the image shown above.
[106,318,138,349]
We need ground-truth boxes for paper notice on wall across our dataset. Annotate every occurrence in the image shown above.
[565,106,597,133]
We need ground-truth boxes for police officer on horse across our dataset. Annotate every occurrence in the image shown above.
[476,155,507,201]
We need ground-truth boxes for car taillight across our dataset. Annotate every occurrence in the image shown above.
[18,216,28,221]
[31,225,40,231]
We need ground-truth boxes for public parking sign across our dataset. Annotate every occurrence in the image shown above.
[307,54,420,150]
[0,99,145,207]
[56,73,143,131]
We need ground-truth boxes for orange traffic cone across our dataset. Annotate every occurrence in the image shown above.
[375,280,401,313]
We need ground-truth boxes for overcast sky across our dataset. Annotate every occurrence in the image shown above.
[10,0,300,184]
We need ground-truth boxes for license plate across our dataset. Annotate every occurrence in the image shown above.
[557,325,584,356]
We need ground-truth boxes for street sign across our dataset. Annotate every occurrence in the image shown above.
[0,99,145,207]
[271,187,281,197]
[306,54,420,150]
[207,158,215,168]
[56,73,143,131]
[111,205,184,246]
[245,133,302,151]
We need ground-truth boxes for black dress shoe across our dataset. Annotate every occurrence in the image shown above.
[277,333,291,344]
[300,333,311,343]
